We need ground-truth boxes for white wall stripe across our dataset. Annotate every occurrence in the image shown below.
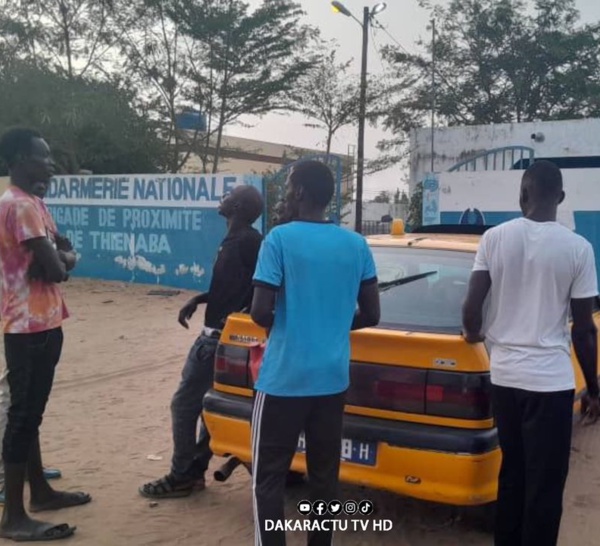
[438,170,600,212]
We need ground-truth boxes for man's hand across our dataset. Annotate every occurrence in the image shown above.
[178,299,198,329]
[462,331,485,344]
[581,393,600,425]
[55,234,74,252]
[58,250,77,271]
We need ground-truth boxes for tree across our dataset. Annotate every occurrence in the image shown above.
[400,190,409,205]
[289,47,380,157]
[0,0,117,79]
[380,0,600,162]
[116,0,202,172]
[407,182,423,230]
[168,0,317,173]
[372,191,391,204]
[0,60,167,175]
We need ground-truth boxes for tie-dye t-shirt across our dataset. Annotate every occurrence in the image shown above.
[0,186,68,334]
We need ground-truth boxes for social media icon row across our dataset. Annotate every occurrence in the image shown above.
[297,500,374,516]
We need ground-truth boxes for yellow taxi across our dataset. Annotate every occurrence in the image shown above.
[202,221,599,508]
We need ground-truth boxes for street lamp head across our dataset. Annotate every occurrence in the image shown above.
[331,1,352,17]
[371,2,387,15]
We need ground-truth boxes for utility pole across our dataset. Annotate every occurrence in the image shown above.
[430,18,436,173]
[355,6,370,234]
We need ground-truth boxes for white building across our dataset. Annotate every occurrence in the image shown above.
[409,118,600,193]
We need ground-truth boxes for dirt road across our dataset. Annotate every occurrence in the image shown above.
[3,278,599,545]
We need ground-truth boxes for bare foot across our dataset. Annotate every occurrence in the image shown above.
[29,491,91,513]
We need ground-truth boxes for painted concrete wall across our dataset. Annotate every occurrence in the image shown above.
[410,118,600,193]
[434,169,600,283]
[342,202,408,228]
[43,173,263,290]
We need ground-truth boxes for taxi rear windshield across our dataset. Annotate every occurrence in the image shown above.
[372,246,475,333]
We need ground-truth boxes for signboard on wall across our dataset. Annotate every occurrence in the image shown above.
[422,173,440,226]
[44,173,263,291]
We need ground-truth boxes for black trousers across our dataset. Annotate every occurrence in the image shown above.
[3,328,64,464]
[492,385,574,546]
[251,390,346,546]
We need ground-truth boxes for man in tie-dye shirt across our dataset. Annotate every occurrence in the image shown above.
[0,179,65,503]
[0,128,90,542]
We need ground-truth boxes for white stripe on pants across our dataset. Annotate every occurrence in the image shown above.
[251,391,266,546]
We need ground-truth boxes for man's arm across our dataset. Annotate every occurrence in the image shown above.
[571,298,599,397]
[24,238,67,283]
[178,293,209,329]
[351,282,380,330]
[250,233,283,329]
[251,285,276,329]
[462,271,491,343]
[351,239,380,330]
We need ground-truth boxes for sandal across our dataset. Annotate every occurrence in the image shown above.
[138,475,195,499]
[0,521,76,542]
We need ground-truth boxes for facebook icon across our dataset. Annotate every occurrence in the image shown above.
[313,500,327,516]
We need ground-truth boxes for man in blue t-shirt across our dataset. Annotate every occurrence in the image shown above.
[250,161,381,546]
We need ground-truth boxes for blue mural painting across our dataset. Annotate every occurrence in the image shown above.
[422,173,440,226]
[44,174,264,291]
[459,208,486,225]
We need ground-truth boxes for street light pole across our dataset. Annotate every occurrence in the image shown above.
[331,2,386,233]
[355,6,369,234]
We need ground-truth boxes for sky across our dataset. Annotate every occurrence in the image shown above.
[226,0,600,198]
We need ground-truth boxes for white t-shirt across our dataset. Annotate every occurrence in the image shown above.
[473,217,598,392]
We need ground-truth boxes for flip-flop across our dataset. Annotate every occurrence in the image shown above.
[29,492,91,514]
[0,522,76,542]
[43,469,62,481]
[24,469,62,483]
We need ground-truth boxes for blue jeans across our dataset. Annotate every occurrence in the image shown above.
[170,334,218,481]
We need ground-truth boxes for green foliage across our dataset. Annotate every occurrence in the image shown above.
[379,0,600,168]
[389,0,600,128]
[407,182,423,230]
[372,191,391,204]
[0,0,117,79]
[0,61,167,175]
[0,0,318,175]
[289,46,383,156]
[167,0,316,173]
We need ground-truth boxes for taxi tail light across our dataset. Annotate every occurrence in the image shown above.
[347,362,492,420]
[214,344,249,388]
[347,363,427,413]
[426,370,492,420]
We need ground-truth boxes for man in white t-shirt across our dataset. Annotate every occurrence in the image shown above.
[462,160,600,546]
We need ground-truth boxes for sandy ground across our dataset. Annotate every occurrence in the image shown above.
[1,277,600,545]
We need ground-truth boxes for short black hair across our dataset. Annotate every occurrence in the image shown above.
[289,160,335,209]
[522,160,563,201]
[237,185,264,223]
[0,127,42,168]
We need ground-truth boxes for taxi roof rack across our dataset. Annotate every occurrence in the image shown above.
[412,224,494,235]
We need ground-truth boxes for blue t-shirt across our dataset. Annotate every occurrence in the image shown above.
[253,221,378,397]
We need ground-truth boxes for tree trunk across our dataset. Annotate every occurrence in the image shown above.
[326,130,333,158]
[59,0,73,79]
